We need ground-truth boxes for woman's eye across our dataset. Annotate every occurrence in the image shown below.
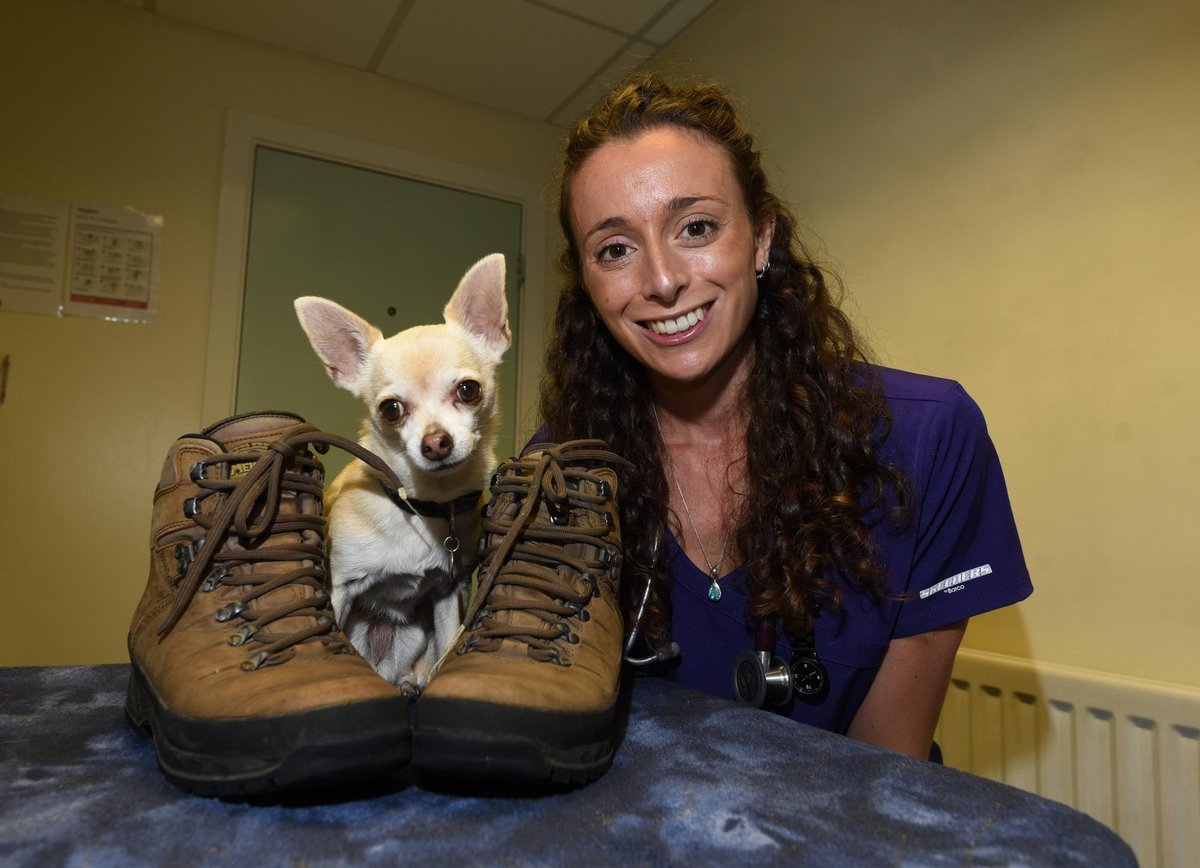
[378,399,405,423]
[456,380,482,404]
[683,219,715,240]
[597,242,629,262]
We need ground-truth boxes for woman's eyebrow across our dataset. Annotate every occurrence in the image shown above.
[585,215,629,239]
[666,195,717,212]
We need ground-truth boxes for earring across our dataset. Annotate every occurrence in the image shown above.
[755,261,769,280]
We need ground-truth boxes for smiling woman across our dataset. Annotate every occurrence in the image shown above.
[539,74,1033,760]
[566,126,771,389]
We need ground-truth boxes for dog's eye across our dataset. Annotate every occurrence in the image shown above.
[378,399,405,423]
[456,380,482,405]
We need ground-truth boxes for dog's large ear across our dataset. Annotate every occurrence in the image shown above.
[444,253,511,360]
[293,297,383,392]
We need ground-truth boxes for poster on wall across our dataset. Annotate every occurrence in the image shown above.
[0,191,70,316]
[0,193,162,323]
[62,203,162,323]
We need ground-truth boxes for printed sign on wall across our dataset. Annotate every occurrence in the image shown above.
[0,192,162,323]
[0,192,69,316]
[62,203,162,322]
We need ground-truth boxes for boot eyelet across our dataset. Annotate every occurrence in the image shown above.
[189,462,206,482]
[203,566,232,591]
[214,601,246,622]
[182,496,202,519]
[549,503,570,526]
[229,624,257,646]
[597,480,611,498]
[241,650,271,671]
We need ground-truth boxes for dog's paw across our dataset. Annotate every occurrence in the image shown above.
[397,680,422,699]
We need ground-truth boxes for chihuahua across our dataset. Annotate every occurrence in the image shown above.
[294,253,511,694]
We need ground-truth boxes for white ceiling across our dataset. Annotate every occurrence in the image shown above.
[104,0,717,126]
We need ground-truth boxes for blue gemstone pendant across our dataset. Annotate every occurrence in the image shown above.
[707,578,723,602]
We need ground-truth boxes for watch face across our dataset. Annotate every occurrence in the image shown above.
[792,656,828,698]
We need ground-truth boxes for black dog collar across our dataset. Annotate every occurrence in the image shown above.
[379,480,482,520]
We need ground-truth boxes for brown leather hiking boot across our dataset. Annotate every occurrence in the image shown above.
[126,412,410,796]
[411,439,631,785]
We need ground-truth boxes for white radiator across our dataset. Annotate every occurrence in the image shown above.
[937,649,1200,868]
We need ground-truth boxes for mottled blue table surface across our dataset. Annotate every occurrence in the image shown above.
[1,664,1134,866]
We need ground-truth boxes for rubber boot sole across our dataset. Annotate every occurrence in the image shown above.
[125,659,411,797]
[411,695,615,786]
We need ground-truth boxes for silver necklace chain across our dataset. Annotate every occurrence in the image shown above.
[652,405,732,602]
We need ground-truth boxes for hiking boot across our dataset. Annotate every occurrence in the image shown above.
[411,439,631,785]
[126,411,411,797]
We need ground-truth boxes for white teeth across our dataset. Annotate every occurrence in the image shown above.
[649,305,707,335]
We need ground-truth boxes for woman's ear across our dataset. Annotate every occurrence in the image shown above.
[755,215,776,272]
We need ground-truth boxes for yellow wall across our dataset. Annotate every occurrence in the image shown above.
[0,0,561,665]
[658,0,1200,687]
[5,0,1197,689]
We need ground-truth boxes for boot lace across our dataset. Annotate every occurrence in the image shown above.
[460,440,631,665]
[157,422,402,671]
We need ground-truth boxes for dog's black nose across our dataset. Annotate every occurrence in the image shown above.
[422,431,454,461]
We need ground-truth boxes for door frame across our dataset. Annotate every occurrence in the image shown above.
[202,110,548,442]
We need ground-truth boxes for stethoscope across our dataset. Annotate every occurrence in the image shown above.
[622,531,829,710]
[731,619,829,709]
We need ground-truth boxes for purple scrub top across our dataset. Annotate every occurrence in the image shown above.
[661,366,1033,734]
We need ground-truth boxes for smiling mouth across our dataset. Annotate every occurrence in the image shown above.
[643,303,711,336]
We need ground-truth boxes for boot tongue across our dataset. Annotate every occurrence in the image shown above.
[204,412,331,659]
[203,411,307,443]
[482,491,592,653]
[204,412,311,480]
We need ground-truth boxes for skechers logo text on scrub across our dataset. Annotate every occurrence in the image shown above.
[919,564,992,599]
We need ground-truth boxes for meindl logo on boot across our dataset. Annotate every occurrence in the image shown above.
[229,442,271,478]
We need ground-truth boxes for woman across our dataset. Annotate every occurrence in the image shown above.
[540,74,1032,760]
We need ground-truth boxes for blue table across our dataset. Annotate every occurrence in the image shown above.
[0,664,1134,866]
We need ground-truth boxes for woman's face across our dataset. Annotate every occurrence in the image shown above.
[567,126,773,390]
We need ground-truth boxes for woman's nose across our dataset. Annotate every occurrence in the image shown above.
[641,243,687,303]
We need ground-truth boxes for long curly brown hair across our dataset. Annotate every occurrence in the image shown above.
[541,74,910,645]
